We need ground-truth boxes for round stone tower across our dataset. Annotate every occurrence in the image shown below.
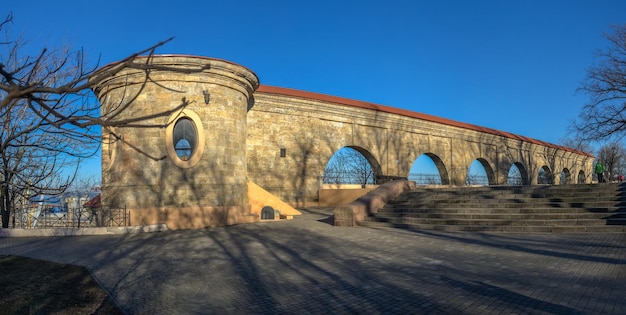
[93,55,259,229]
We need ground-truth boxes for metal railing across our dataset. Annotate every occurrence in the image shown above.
[408,173,526,186]
[408,173,443,185]
[3,207,128,229]
[322,172,376,185]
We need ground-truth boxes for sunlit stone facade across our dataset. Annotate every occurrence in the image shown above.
[94,55,593,229]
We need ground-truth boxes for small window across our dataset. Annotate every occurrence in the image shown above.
[173,118,196,161]
[165,110,205,168]
[261,206,275,220]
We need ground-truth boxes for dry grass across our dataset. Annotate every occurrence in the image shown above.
[0,255,123,315]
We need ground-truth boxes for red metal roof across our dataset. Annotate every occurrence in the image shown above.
[83,194,101,208]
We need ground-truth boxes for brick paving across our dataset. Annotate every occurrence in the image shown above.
[1,207,625,314]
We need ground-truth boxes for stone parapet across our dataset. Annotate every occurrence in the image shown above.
[333,179,416,226]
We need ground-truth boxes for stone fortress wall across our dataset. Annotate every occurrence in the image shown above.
[248,86,593,204]
[94,55,593,229]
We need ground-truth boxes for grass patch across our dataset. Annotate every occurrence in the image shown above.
[0,255,123,315]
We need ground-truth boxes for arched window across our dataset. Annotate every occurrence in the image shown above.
[173,118,196,161]
[165,110,205,168]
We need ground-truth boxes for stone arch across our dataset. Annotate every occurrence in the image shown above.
[538,165,553,185]
[507,162,529,186]
[413,153,450,185]
[348,146,383,180]
[560,168,572,185]
[466,158,496,186]
[322,146,382,185]
[578,170,587,184]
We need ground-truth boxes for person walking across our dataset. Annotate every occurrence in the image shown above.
[595,159,606,183]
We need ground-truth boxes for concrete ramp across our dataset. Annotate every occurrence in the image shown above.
[248,182,301,220]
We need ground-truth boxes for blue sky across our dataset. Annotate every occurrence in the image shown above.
[7,1,626,181]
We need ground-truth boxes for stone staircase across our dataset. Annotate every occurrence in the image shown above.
[359,183,626,233]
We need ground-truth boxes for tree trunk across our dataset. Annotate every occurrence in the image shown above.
[1,207,8,228]
[1,187,9,228]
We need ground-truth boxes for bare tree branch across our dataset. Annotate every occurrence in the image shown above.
[323,147,375,186]
[573,24,626,141]
[0,13,209,228]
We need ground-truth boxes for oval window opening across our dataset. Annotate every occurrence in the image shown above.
[165,110,205,168]
[173,118,196,161]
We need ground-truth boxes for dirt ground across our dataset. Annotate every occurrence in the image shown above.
[0,255,123,315]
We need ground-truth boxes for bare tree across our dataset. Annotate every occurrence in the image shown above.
[347,148,375,187]
[0,13,206,228]
[323,147,374,186]
[596,141,626,181]
[507,165,523,186]
[560,136,594,154]
[573,24,626,141]
[323,149,349,185]
[0,97,81,227]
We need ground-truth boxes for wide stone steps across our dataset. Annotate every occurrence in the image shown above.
[365,217,616,226]
[358,221,626,233]
[373,212,612,220]
[361,183,626,233]
[383,203,621,210]
[380,206,620,213]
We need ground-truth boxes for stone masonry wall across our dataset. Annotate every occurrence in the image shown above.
[95,56,259,229]
[247,89,593,203]
[94,55,592,228]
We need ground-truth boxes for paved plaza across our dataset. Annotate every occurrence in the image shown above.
[0,207,625,314]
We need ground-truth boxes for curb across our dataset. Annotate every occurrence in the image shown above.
[0,224,168,237]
